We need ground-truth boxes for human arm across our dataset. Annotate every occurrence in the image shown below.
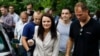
[22,36,30,51]
[21,25,30,51]
[14,24,17,39]
[65,37,74,56]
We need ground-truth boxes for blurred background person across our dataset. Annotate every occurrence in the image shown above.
[93,9,100,23]
[0,5,14,41]
[44,8,59,24]
[36,6,44,17]
[26,3,34,22]
[9,5,20,25]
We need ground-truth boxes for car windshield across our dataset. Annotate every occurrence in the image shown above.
[0,31,9,52]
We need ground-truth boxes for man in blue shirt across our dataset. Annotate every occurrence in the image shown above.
[22,11,42,56]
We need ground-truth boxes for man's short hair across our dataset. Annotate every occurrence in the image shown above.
[0,5,8,9]
[62,7,72,13]
[26,3,33,7]
[75,2,88,11]
[9,5,14,8]
[20,11,28,16]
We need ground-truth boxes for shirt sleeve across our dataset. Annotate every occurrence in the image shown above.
[97,23,100,40]
[14,15,20,23]
[33,26,38,39]
[52,32,60,56]
[14,25,17,36]
[4,16,14,27]
[22,24,29,38]
[69,23,74,39]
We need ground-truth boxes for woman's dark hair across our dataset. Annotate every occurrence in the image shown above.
[38,14,57,41]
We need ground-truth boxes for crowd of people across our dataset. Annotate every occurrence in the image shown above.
[0,2,100,56]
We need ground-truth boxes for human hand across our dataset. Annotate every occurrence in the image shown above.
[27,39,34,46]
[15,44,19,48]
[65,54,70,56]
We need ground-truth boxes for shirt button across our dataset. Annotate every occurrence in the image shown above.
[80,33,82,35]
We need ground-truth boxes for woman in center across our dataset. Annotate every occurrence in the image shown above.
[28,14,60,56]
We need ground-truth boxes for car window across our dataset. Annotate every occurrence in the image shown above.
[0,31,9,52]
[0,37,5,51]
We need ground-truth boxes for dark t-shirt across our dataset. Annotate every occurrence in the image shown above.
[28,11,34,16]
[22,21,36,40]
[70,18,100,56]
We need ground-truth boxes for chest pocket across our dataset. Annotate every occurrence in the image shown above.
[84,31,92,40]
[83,29,96,41]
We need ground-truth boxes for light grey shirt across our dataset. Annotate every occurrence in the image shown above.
[57,19,72,52]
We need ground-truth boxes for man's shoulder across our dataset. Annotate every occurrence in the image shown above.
[94,20,100,28]
[25,22,35,27]
[27,21,35,25]
[91,18,100,25]
[14,13,19,17]
[88,18,100,30]
[7,14,13,19]
[71,20,79,26]
[16,20,22,25]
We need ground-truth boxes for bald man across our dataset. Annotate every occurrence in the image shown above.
[32,11,42,25]
[14,11,28,56]
[22,11,42,56]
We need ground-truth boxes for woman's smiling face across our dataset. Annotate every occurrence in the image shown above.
[42,16,52,30]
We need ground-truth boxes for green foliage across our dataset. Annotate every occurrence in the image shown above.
[0,0,100,15]
[85,0,100,13]
[40,0,52,8]
[0,0,25,14]
[55,0,77,15]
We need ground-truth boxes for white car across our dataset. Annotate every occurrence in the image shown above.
[0,25,16,56]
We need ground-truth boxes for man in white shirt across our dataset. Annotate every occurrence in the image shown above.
[14,11,28,56]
